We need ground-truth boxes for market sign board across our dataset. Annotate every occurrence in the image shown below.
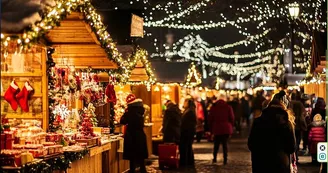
[130,14,144,38]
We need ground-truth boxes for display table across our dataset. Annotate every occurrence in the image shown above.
[66,140,129,173]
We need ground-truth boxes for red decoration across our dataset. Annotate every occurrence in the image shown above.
[79,112,96,138]
[4,81,20,111]
[16,82,34,112]
[126,94,136,104]
[105,84,117,104]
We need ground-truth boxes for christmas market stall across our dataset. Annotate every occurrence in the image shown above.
[298,31,326,101]
[113,48,156,156]
[150,61,191,137]
[0,0,130,173]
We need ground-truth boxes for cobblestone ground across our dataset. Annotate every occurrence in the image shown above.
[145,128,322,173]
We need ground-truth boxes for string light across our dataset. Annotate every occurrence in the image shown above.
[185,62,202,88]
[0,0,127,78]
[143,0,325,76]
[124,48,157,87]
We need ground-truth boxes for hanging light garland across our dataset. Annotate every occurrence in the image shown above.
[0,0,128,81]
[123,48,157,88]
[185,62,202,88]
[142,0,325,76]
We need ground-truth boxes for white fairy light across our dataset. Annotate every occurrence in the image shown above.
[52,104,71,120]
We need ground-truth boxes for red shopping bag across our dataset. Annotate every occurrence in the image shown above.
[158,143,179,169]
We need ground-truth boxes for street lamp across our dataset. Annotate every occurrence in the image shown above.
[289,2,300,19]
[288,2,300,73]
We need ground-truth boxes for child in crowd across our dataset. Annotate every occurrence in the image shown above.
[308,114,326,163]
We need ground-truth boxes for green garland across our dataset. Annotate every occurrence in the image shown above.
[64,149,89,164]
[0,160,51,173]
[1,0,127,82]
[0,150,89,173]
[122,47,157,85]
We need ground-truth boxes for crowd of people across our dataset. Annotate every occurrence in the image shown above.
[119,89,326,173]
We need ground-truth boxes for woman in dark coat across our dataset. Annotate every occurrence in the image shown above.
[163,100,181,144]
[311,97,326,121]
[120,94,148,173]
[179,98,197,167]
[248,91,296,173]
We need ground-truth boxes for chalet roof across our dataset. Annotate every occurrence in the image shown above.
[126,48,156,84]
[1,0,125,71]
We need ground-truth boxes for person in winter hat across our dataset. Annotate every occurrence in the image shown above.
[162,100,181,144]
[120,94,148,173]
[308,114,326,164]
[248,91,296,173]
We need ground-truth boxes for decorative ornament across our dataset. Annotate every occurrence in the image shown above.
[105,83,117,104]
[52,104,71,121]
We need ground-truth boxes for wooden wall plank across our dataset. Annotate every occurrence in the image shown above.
[59,20,86,27]
[84,24,101,45]
[52,44,102,49]
[52,48,106,55]
[47,33,93,39]
[130,68,147,75]
[48,38,95,43]
[51,26,88,30]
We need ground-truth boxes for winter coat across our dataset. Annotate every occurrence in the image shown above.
[196,102,205,132]
[248,106,296,173]
[240,97,250,117]
[120,101,148,160]
[208,100,235,135]
[291,100,307,131]
[181,109,197,139]
[308,121,326,154]
[163,102,181,144]
[228,99,242,120]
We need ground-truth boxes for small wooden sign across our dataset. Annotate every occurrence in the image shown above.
[130,14,144,38]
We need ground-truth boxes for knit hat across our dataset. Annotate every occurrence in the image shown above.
[126,94,136,104]
[313,114,322,122]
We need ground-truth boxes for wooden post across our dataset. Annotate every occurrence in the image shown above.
[41,48,49,130]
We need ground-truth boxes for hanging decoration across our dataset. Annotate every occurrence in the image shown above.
[52,104,71,122]
[78,103,98,138]
[122,48,157,87]
[140,0,326,76]
[185,62,202,88]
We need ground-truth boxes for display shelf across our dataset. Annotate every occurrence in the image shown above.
[5,112,43,119]
[0,72,43,77]
[1,93,43,97]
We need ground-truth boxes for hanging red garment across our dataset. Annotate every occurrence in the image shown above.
[196,102,204,121]
[196,101,205,133]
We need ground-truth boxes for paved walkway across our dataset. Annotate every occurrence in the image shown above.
[145,129,321,173]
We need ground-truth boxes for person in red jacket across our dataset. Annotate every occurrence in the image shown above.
[308,114,326,164]
[208,94,235,165]
[195,100,205,142]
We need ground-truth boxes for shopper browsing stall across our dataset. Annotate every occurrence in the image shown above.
[120,94,148,173]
